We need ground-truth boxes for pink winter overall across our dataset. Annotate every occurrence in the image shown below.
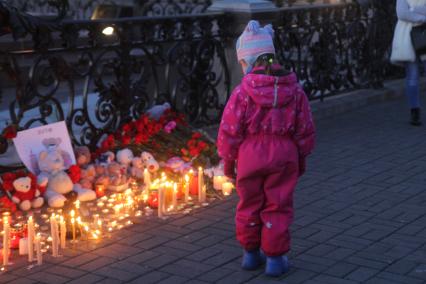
[217,65,315,256]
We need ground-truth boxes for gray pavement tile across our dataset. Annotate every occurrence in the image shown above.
[66,274,104,284]
[93,266,138,281]
[127,271,170,284]
[345,267,380,282]
[157,275,190,284]
[196,267,235,282]
[26,271,70,284]
[323,262,358,278]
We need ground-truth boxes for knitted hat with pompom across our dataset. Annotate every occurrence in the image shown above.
[236,20,275,74]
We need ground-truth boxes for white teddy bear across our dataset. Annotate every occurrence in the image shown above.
[141,152,159,173]
[116,148,134,174]
[37,148,96,208]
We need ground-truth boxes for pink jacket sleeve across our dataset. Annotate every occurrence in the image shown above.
[217,86,248,161]
[294,87,316,157]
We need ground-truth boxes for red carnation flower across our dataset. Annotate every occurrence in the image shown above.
[121,135,132,146]
[122,123,132,133]
[192,132,202,140]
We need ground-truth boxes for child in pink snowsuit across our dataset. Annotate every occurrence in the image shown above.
[217,20,315,277]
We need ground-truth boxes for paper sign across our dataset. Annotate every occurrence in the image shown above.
[12,121,76,174]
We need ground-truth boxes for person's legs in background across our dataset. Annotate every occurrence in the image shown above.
[405,61,422,126]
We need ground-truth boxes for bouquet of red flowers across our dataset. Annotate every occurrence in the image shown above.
[95,109,220,168]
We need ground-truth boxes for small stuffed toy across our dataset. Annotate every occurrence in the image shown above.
[116,148,134,173]
[1,171,45,211]
[94,164,110,187]
[97,151,115,166]
[11,176,44,211]
[130,157,144,179]
[146,102,171,120]
[107,162,128,192]
[141,152,159,173]
[75,146,91,168]
[74,146,96,190]
[163,157,192,174]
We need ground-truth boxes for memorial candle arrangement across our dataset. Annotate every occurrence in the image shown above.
[0,169,234,271]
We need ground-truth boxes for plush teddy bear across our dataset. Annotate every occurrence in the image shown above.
[75,146,91,167]
[141,152,159,173]
[146,102,171,120]
[130,157,144,180]
[116,148,134,174]
[94,164,110,187]
[74,146,97,190]
[38,148,96,208]
[42,137,73,169]
[11,176,44,211]
[106,162,128,192]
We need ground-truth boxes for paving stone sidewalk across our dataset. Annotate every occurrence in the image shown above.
[3,96,426,284]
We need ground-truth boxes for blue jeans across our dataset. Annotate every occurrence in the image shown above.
[405,61,426,108]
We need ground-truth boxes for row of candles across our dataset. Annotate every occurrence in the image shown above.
[1,167,234,270]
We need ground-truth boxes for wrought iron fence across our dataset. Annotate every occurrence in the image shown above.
[273,1,401,100]
[0,1,401,169]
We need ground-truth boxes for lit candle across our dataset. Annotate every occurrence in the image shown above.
[213,175,225,190]
[71,218,76,242]
[19,238,28,255]
[60,216,66,249]
[158,187,164,218]
[75,200,80,210]
[184,175,189,203]
[27,216,35,262]
[35,233,42,265]
[95,184,105,198]
[144,169,151,188]
[3,216,10,266]
[93,214,100,229]
[50,214,58,257]
[222,182,233,196]
[172,183,177,210]
[198,167,205,203]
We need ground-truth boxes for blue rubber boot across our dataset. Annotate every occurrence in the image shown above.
[241,250,265,270]
[265,255,290,277]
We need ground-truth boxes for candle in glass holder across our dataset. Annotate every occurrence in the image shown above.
[95,184,106,198]
[213,175,226,190]
[222,182,233,196]
[27,216,35,262]
[75,200,80,210]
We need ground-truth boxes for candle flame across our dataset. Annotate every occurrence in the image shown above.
[185,175,189,182]
[70,210,75,218]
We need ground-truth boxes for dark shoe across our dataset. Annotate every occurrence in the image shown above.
[241,250,265,270]
[265,255,289,277]
[411,108,422,126]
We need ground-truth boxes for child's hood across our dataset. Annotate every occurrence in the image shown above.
[241,66,299,107]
